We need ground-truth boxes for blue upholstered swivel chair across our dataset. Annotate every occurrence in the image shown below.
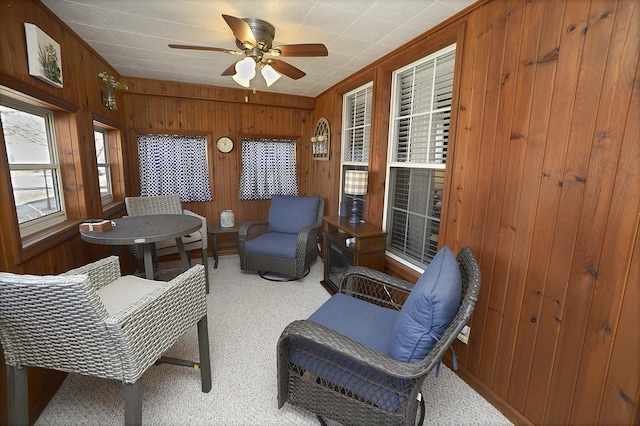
[238,196,324,281]
[277,246,481,425]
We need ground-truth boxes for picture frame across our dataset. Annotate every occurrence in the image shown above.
[24,23,63,88]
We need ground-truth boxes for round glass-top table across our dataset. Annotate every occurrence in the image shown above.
[80,214,202,280]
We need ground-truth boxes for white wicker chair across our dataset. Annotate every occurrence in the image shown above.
[125,194,209,290]
[0,256,211,426]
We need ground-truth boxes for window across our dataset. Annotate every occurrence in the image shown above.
[137,134,212,202]
[341,83,372,221]
[0,100,65,236]
[239,138,298,200]
[94,126,113,204]
[385,44,456,270]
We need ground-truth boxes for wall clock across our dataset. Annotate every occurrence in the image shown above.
[216,136,234,153]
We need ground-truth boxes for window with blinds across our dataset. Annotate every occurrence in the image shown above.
[343,83,372,163]
[385,44,456,269]
[341,83,372,220]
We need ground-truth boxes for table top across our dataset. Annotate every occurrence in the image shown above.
[80,214,201,245]
[208,222,244,234]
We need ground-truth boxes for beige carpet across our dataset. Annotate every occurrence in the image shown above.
[35,255,512,426]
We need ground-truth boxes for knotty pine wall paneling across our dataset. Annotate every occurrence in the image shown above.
[307,0,639,425]
[122,78,316,252]
[0,1,131,424]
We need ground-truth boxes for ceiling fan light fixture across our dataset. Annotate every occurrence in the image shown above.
[232,57,256,87]
[261,64,281,87]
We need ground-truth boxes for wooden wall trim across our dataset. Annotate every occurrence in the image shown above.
[123,77,316,110]
[0,73,79,112]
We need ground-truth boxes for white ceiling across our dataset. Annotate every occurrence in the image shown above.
[41,0,476,97]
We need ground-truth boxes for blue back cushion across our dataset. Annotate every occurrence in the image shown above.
[268,196,320,234]
[390,246,462,363]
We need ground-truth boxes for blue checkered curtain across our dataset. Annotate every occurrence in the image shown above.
[137,134,212,202]
[239,138,298,200]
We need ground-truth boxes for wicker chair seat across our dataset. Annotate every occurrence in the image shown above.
[289,293,406,411]
[154,230,203,251]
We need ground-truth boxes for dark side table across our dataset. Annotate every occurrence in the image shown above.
[207,222,243,268]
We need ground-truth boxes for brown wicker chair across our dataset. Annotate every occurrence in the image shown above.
[0,256,211,426]
[277,246,481,426]
[238,196,324,281]
[125,194,208,289]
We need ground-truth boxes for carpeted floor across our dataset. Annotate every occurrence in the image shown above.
[35,255,512,426]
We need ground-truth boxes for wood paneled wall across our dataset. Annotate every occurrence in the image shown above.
[308,0,639,424]
[0,1,131,424]
[120,78,317,246]
[1,0,638,425]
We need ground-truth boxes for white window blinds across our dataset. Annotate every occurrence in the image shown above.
[392,47,455,165]
[343,84,372,163]
[386,44,456,269]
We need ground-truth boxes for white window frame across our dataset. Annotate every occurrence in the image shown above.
[383,43,456,272]
[93,126,113,205]
[340,82,373,220]
[0,98,66,236]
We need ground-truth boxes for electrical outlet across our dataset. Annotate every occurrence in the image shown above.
[457,325,470,344]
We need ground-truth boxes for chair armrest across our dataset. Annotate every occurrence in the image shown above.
[296,223,322,255]
[183,209,207,248]
[339,266,414,310]
[63,256,122,291]
[239,221,269,242]
[104,264,208,383]
[279,320,426,380]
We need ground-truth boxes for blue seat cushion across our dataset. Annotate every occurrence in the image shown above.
[268,196,319,235]
[244,232,298,258]
[390,246,462,363]
[290,294,408,412]
[309,293,399,355]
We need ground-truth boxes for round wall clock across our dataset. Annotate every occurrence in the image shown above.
[216,136,234,153]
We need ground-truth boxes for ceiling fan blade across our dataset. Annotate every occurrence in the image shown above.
[221,62,237,76]
[222,14,256,47]
[270,60,306,80]
[272,43,328,57]
[168,44,238,54]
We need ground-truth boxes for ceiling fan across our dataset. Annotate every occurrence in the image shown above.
[168,14,328,87]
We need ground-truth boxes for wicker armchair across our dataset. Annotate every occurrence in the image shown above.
[0,256,211,426]
[277,247,481,426]
[125,194,209,289]
[238,196,324,281]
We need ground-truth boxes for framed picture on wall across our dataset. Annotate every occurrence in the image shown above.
[24,23,63,88]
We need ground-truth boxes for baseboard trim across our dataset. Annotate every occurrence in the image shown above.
[453,366,534,426]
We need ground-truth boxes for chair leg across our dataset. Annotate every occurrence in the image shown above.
[202,247,209,293]
[197,315,212,393]
[124,381,142,426]
[7,365,28,426]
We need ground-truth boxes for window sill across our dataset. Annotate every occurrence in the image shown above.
[16,202,126,265]
[102,200,125,218]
